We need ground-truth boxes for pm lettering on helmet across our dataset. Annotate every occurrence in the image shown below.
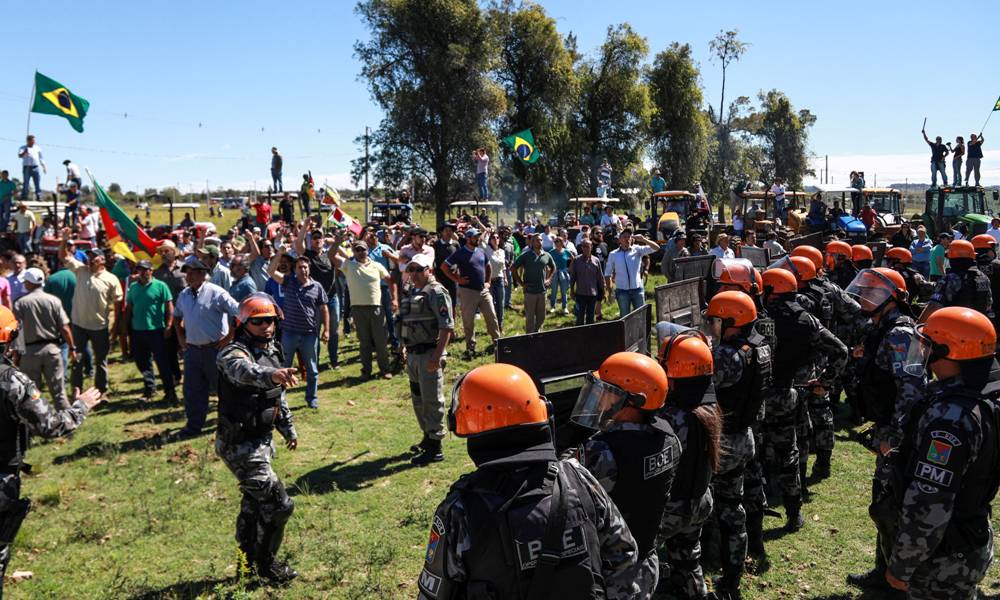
[644,445,677,480]
[914,461,954,487]
[515,525,588,570]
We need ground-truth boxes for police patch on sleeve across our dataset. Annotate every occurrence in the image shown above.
[914,460,954,487]
[418,567,443,598]
[926,440,953,465]
[425,515,445,563]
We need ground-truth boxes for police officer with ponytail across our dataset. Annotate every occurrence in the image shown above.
[886,307,1000,597]
[842,268,924,596]
[418,363,643,600]
[574,352,681,599]
[704,291,771,600]
[216,292,300,584]
[654,332,722,600]
[920,239,992,322]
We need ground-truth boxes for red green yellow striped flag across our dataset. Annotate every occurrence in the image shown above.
[89,174,161,255]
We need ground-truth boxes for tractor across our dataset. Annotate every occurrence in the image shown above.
[920,186,999,237]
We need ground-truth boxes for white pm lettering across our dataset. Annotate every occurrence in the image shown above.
[915,461,954,487]
[419,568,442,597]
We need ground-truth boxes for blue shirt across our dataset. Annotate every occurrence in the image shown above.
[369,242,394,271]
[445,244,488,291]
[264,278,284,309]
[281,276,329,334]
[229,275,258,303]
[173,282,239,345]
[7,275,25,304]
[909,238,933,263]
[651,176,666,193]
[548,248,573,271]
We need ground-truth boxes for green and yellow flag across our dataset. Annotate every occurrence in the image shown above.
[994,95,1000,111]
[31,72,89,132]
[502,128,539,164]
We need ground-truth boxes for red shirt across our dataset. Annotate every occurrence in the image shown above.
[255,202,272,225]
[860,206,876,228]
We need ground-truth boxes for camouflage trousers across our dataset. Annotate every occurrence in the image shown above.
[794,388,813,470]
[215,435,294,566]
[807,391,835,453]
[906,537,993,600]
[868,453,898,573]
[743,426,767,513]
[763,386,801,497]
[657,494,714,599]
[633,550,658,600]
[712,428,754,573]
[0,473,25,595]
[406,350,446,440]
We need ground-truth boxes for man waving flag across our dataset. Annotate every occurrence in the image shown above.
[31,72,90,133]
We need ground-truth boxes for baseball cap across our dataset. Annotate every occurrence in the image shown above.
[136,260,154,270]
[200,244,221,257]
[181,259,211,272]
[409,253,433,270]
[351,241,369,251]
[411,227,428,237]
[85,248,104,259]
[18,268,45,285]
[464,228,481,238]
[157,239,176,252]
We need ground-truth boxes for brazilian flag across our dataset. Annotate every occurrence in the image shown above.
[31,72,89,133]
[502,128,539,164]
[994,95,1000,111]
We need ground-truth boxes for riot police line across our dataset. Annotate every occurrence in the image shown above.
[3,233,1000,599]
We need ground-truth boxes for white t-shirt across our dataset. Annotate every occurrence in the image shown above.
[770,183,785,203]
[484,246,506,280]
[709,246,736,259]
[987,226,1000,245]
[80,211,100,239]
[12,210,35,234]
[599,213,616,227]
[475,154,489,174]
[539,232,554,251]
[19,145,44,168]
[65,162,81,179]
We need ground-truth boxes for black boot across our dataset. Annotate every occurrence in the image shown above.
[235,499,258,579]
[411,437,444,466]
[409,433,429,454]
[784,495,804,532]
[712,567,744,600]
[799,461,811,501]
[700,517,721,571]
[812,450,832,480]
[744,510,770,573]
[255,493,297,586]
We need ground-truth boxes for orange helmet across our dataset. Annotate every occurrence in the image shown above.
[713,258,758,294]
[825,240,853,269]
[594,352,669,412]
[705,290,758,327]
[0,306,17,344]
[946,239,976,260]
[851,244,874,262]
[753,269,764,296]
[971,234,997,251]
[885,247,912,265]
[846,268,907,313]
[791,245,824,271]
[873,267,907,294]
[762,268,798,295]
[450,364,549,437]
[236,292,281,326]
[920,307,997,362]
[657,332,714,378]
[789,256,817,282]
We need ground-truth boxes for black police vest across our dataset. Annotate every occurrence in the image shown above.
[860,312,914,426]
[670,409,713,504]
[216,340,286,440]
[802,281,833,327]
[900,386,1000,552]
[454,461,605,600]
[953,267,991,314]
[717,339,772,433]
[769,300,816,386]
[832,262,858,290]
[0,364,27,474]
[592,418,678,556]
[753,310,777,353]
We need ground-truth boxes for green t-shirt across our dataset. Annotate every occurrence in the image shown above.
[929,244,949,277]
[0,180,15,202]
[43,268,76,316]
[512,249,554,294]
[126,279,172,331]
[111,259,131,284]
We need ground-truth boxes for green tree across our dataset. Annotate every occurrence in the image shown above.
[747,90,816,188]
[574,24,652,196]
[647,43,712,190]
[355,0,505,225]
[708,29,749,125]
[108,182,122,194]
[490,0,577,220]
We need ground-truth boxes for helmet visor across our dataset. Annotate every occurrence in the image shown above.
[766,256,798,278]
[845,269,895,313]
[700,313,724,344]
[712,258,755,284]
[570,372,630,430]
[903,325,933,378]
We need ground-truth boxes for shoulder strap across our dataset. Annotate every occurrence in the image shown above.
[525,462,566,600]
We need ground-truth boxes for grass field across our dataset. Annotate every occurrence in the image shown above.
[7,199,1000,599]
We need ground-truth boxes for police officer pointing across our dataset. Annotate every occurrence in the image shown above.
[574,352,681,598]
[0,306,102,596]
[215,292,300,584]
[887,307,1000,597]
[418,363,643,600]
[397,252,454,465]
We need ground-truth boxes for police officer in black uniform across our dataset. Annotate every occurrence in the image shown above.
[0,305,102,596]
[920,239,992,324]
[215,292,300,584]
[575,352,681,599]
[971,234,1000,346]
[418,363,643,600]
[826,240,858,290]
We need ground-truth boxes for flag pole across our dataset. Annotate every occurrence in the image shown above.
[979,111,994,137]
[26,71,36,136]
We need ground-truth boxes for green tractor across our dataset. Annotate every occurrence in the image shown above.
[921,186,999,237]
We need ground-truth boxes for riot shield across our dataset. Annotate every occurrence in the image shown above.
[495,304,652,451]
[672,255,716,283]
[788,232,824,251]
[655,279,702,328]
[867,241,886,267]
[740,246,770,268]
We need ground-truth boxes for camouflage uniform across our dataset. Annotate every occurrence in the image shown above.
[417,457,642,600]
[582,421,681,599]
[657,404,714,600]
[0,365,90,591]
[215,339,297,576]
[928,267,992,316]
[888,377,997,599]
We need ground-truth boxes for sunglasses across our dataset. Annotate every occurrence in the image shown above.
[247,316,277,326]
[406,265,427,273]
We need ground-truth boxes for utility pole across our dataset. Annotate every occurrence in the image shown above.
[825,155,829,184]
[364,125,370,223]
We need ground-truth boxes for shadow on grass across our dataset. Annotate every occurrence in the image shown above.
[291,450,418,494]
[125,576,231,600]
[125,408,186,425]
[53,422,215,463]
[808,591,907,600]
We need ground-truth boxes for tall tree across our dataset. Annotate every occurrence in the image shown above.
[575,24,652,195]
[355,0,505,225]
[708,29,748,125]
[647,43,712,189]
[747,90,817,188]
[490,0,576,220]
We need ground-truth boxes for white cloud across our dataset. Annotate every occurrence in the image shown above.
[805,150,1000,187]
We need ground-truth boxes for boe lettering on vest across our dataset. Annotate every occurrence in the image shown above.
[515,525,588,570]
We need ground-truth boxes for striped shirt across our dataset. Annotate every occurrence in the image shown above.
[281,276,328,334]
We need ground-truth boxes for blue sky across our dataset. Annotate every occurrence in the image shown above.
[4,0,998,193]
